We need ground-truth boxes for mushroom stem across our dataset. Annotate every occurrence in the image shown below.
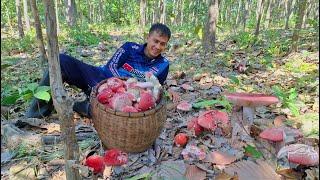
[242,106,255,132]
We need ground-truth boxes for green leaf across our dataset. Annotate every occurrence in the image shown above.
[36,86,51,93]
[27,83,38,92]
[229,75,240,85]
[1,94,20,105]
[244,145,263,159]
[288,103,300,116]
[34,91,51,102]
[125,173,152,180]
[192,99,219,109]
[22,92,34,101]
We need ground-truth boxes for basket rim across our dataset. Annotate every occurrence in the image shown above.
[90,78,166,118]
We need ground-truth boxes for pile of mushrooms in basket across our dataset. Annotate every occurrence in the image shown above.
[96,72,161,112]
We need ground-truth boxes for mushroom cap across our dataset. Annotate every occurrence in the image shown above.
[277,144,319,166]
[259,127,285,142]
[224,92,279,107]
[197,110,229,130]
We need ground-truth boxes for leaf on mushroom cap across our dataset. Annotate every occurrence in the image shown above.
[177,101,192,111]
[206,151,236,165]
[224,92,279,107]
[277,144,319,166]
[197,110,229,130]
[104,149,128,166]
[259,127,285,142]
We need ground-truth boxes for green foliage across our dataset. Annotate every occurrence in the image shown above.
[14,143,37,159]
[192,96,232,112]
[232,32,256,49]
[244,145,263,159]
[284,58,318,73]
[67,27,101,46]
[1,30,37,53]
[272,85,299,116]
[1,83,51,106]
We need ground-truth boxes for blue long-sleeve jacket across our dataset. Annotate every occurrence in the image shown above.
[100,42,169,85]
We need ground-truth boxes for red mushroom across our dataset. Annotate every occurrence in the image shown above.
[187,117,204,136]
[224,92,279,132]
[197,110,229,131]
[259,127,286,153]
[85,155,105,174]
[277,144,319,166]
[104,149,128,166]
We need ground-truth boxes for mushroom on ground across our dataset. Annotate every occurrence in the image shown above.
[197,110,229,135]
[277,144,319,166]
[259,127,286,153]
[224,92,279,133]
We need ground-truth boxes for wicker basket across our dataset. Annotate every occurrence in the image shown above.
[90,79,167,153]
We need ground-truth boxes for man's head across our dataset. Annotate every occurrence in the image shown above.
[145,23,171,59]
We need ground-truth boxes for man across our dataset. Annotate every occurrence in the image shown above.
[25,23,171,118]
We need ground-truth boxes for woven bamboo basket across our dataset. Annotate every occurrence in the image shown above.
[90,79,167,153]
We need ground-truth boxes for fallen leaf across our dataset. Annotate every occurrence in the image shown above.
[43,123,61,133]
[276,168,304,179]
[215,171,238,180]
[224,160,281,180]
[185,164,206,180]
[153,160,186,179]
[274,115,286,127]
[207,151,236,165]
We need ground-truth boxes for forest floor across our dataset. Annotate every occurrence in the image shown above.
[1,27,319,179]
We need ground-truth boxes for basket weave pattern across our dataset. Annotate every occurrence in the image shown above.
[90,79,167,153]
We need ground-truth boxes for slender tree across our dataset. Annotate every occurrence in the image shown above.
[23,0,31,31]
[140,0,146,29]
[43,0,80,179]
[291,0,308,52]
[255,0,265,37]
[64,0,77,26]
[30,0,48,71]
[15,0,25,38]
[284,0,295,29]
[203,0,219,52]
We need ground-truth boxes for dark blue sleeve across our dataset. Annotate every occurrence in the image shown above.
[105,43,130,77]
[152,58,169,85]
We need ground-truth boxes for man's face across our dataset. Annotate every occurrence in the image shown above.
[145,31,169,59]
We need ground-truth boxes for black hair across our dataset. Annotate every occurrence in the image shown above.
[149,23,171,39]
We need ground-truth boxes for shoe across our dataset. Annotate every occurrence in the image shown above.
[73,100,92,118]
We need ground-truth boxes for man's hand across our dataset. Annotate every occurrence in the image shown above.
[168,88,181,103]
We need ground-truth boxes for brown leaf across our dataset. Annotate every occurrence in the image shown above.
[185,165,206,180]
[274,115,286,127]
[224,160,281,180]
[276,168,304,179]
[215,172,238,180]
[43,123,61,134]
[207,151,236,165]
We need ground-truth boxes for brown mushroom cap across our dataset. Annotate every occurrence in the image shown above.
[224,92,279,107]
[259,127,285,142]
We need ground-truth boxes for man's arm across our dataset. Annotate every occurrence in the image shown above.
[105,43,130,77]
[150,58,169,85]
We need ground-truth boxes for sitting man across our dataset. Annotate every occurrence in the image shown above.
[25,23,171,118]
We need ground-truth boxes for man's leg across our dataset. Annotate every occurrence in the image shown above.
[25,54,110,118]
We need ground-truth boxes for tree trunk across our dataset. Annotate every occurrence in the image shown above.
[64,0,77,26]
[23,0,31,31]
[55,0,60,33]
[284,0,294,29]
[15,0,25,38]
[30,0,48,70]
[42,0,80,179]
[203,0,219,52]
[140,0,146,29]
[291,0,308,52]
[235,0,242,26]
[6,5,14,32]
[264,0,273,28]
[243,0,249,31]
[302,0,311,28]
[160,0,166,24]
[255,0,265,37]
[180,0,185,26]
